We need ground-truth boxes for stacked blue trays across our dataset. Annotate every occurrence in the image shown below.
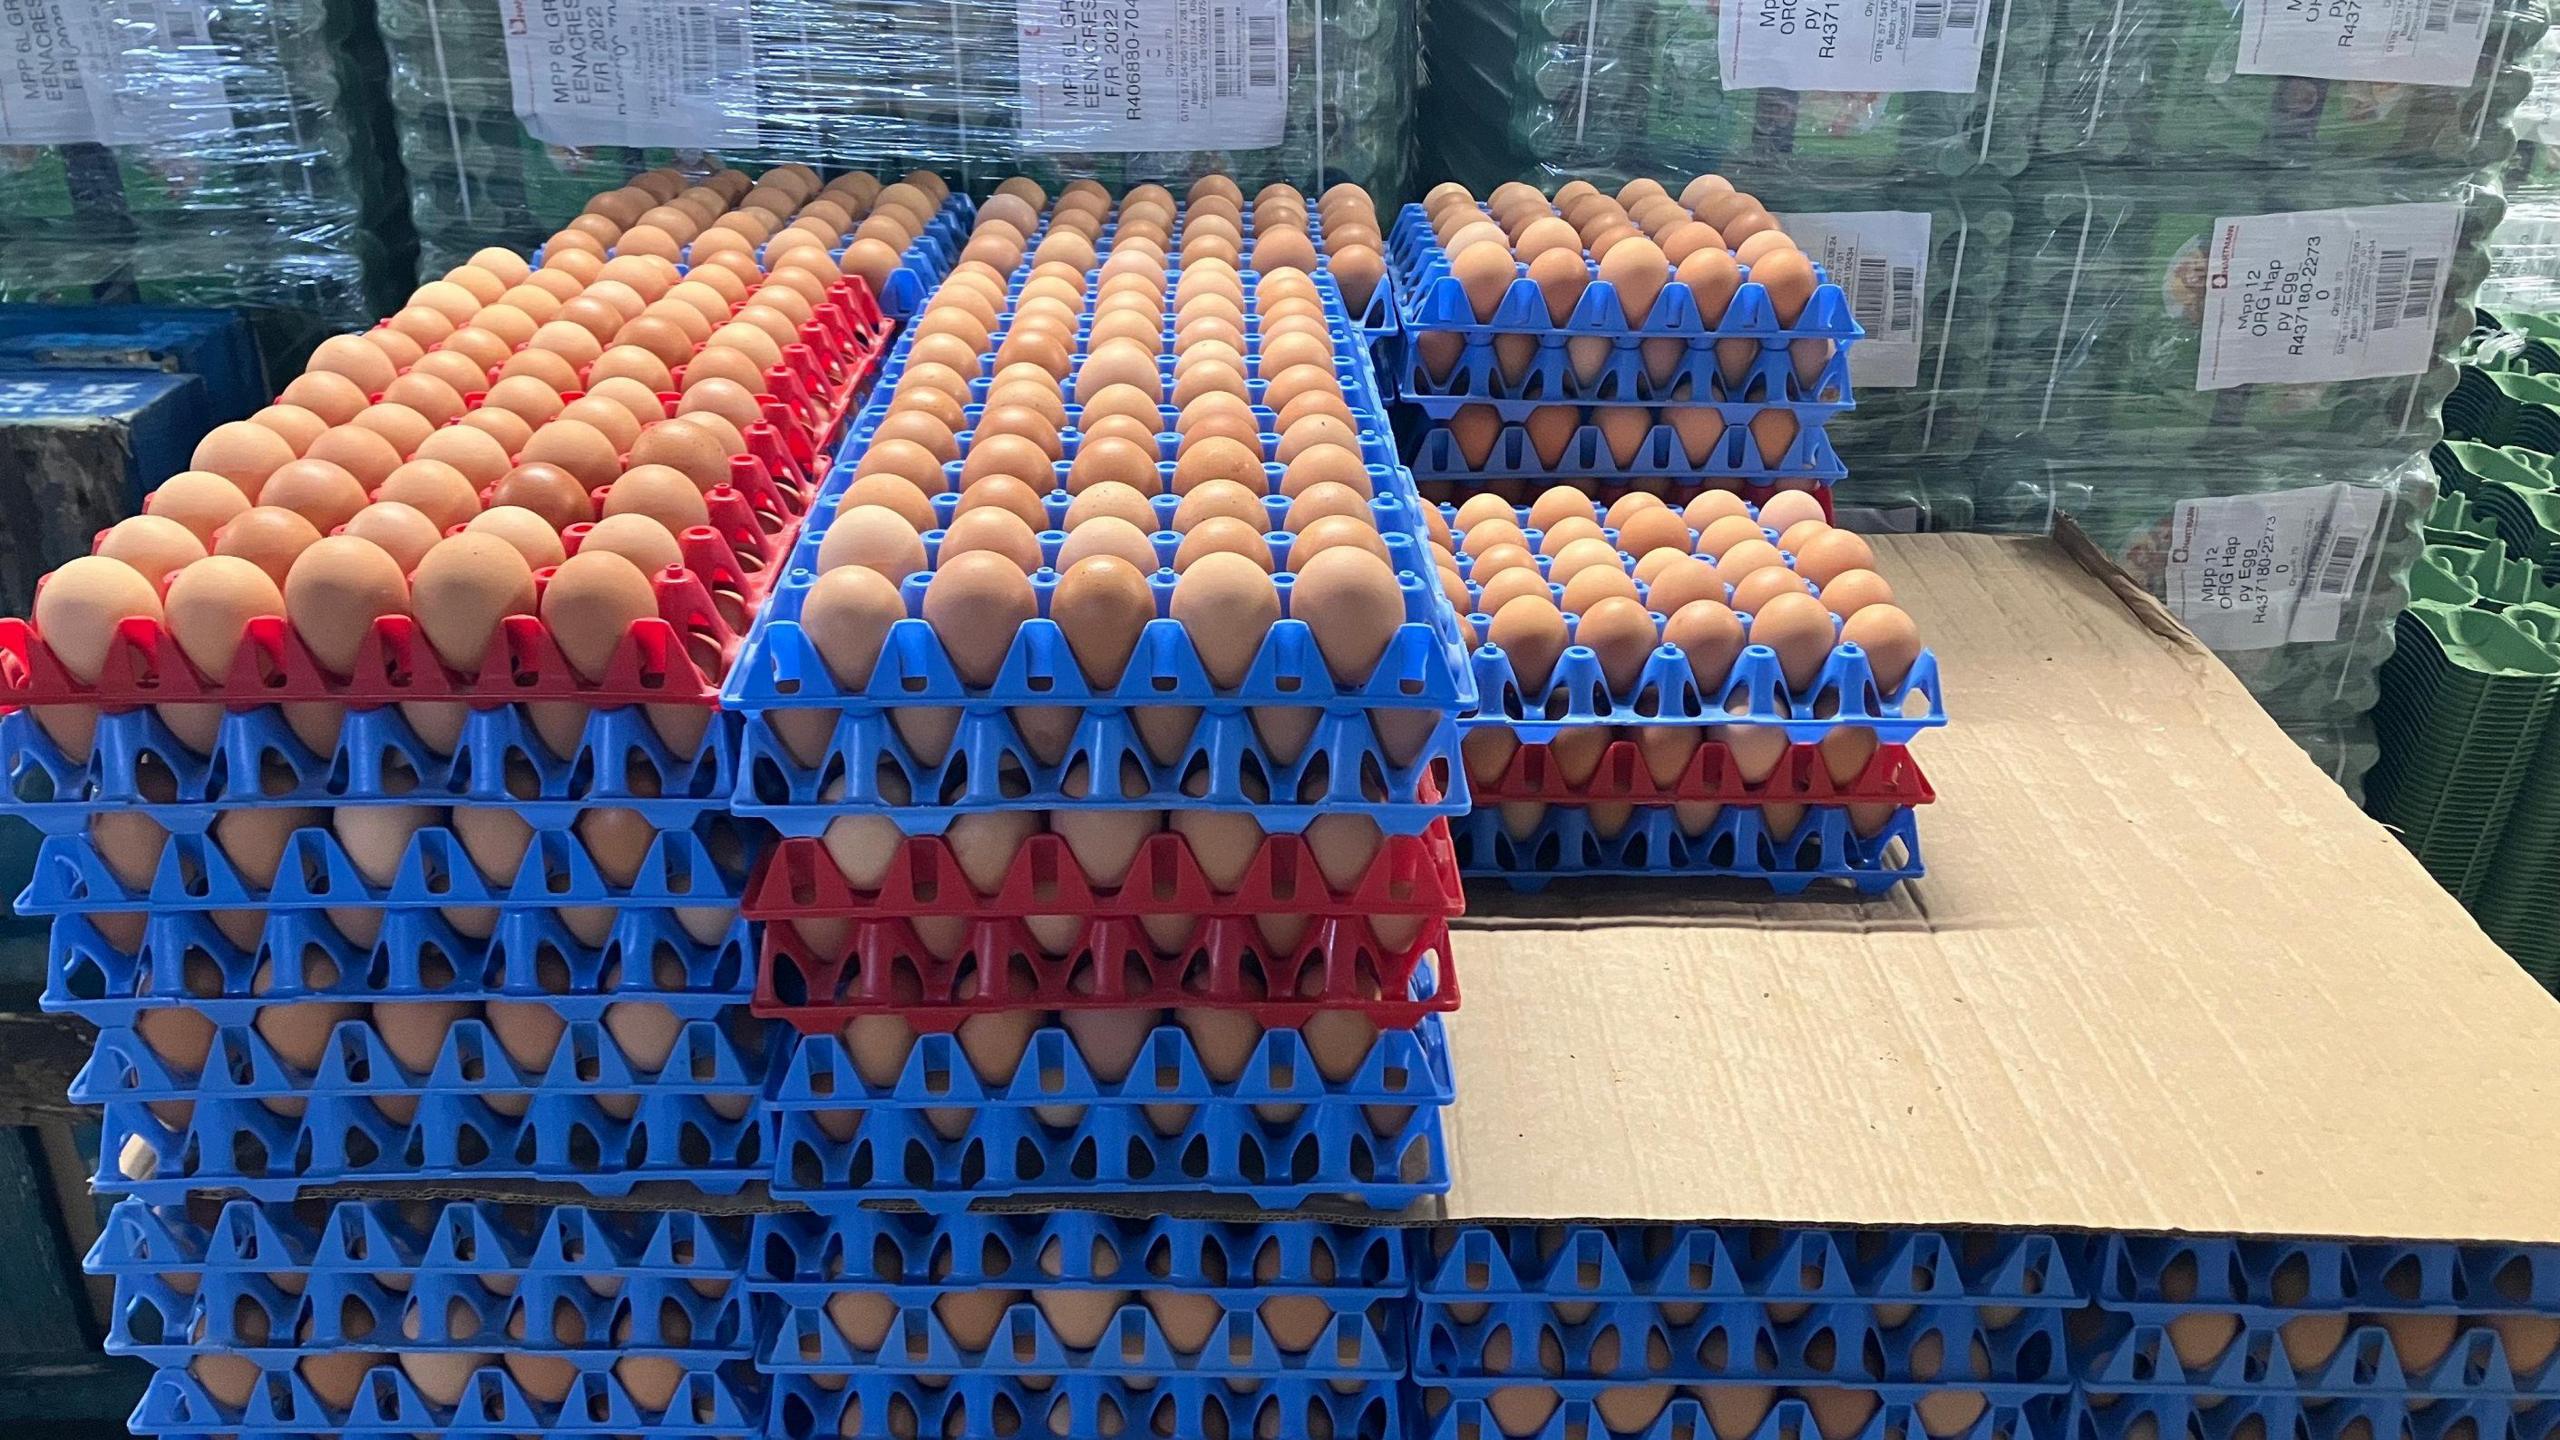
[9,664,773,1198]
[729,184,1469,1214]
[91,1197,762,1438]
[2069,1235,2560,1436]
[748,1211,1408,1440]
[1439,496,1944,891]
[1386,198,1861,498]
[1412,1224,2081,1440]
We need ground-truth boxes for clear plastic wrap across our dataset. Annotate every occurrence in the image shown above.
[1419,0,2048,189]
[376,0,1416,270]
[2485,33,2560,309]
[2034,0,2548,173]
[0,1,413,371]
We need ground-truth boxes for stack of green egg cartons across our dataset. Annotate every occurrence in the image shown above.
[375,0,1417,271]
[0,0,414,371]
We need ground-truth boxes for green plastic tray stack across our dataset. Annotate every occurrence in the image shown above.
[0,0,415,372]
[374,0,1417,269]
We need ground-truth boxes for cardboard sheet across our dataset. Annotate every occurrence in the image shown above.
[1440,528,2560,1243]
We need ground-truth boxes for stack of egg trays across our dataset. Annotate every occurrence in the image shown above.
[2068,1234,2560,1440]
[748,1210,1409,1440]
[1385,202,1861,499]
[726,250,1478,833]
[1412,1223,2083,1440]
[1444,500,1943,892]
[90,1196,763,1438]
[731,192,1470,1213]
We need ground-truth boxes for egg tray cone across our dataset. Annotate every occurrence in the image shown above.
[765,1371,1401,1440]
[770,1091,1445,1214]
[1414,1300,2068,1394]
[17,810,754,914]
[1453,802,1924,894]
[96,1085,770,1202]
[1421,1224,2084,1309]
[2073,1310,2560,1399]
[45,904,752,1027]
[756,1293,1404,1380]
[743,1209,1406,1300]
[127,1350,766,1436]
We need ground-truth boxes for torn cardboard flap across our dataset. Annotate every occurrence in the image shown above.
[1441,528,2560,1244]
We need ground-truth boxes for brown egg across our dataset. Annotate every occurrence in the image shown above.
[1817,570,1895,617]
[1291,514,1392,569]
[410,533,537,671]
[603,466,712,534]
[678,378,768,440]
[498,282,566,321]
[1795,529,1878,588]
[540,551,659,680]
[143,472,252,544]
[213,507,325,587]
[306,333,399,393]
[813,505,928,581]
[1170,434,1264,495]
[1063,480,1163,536]
[497,347,583,394]
[956,475,1052,535]
[1841,604,1921,691]
[517,420,623,492]
[345,404,435,462]
[1647,557,1727,615]
[922,552,1036,685]
[1171,478,1269,535]
[559,396,644,455]
[343,502,445,573]
[249,403,329,456]
[259,459,370,533]
[1055,516,1161,573]
[486,462,590,530]
[383,372,469,427]
[191,422,299,500]
[1170,552,1279,686]
[1487,594,1570,694]
[1733,565,1812,613]
[837,474,938,534]
[466,506,570,569]
[576,512,687,575]
[1051,556,1159,687]
[589,345,676,394]
[1666,600,1747,693]
[385,306,459,349]
[94,516,206,590]
[682,345,770,395]
[800,565,908,693]
[165,556,284,682]
[854,439,950,497]
[22,559,153,749]
[1750,590,1837,692]
[942,507,1046,574]
[284,537,409,675]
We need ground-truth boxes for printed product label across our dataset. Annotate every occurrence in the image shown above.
[2236,0,2490,88]
[499,0,757,152]
[2163,482,2386,649]
[1719,0,1990,93]
[2194,202,2459,390]
[1016,0,1289,150]
[1774,209,1930,386]
[0,2,228,145]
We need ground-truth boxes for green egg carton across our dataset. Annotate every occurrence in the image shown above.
[2367,601,2560,902]
[2422,490,2503,548]
[2470,604,2560,986]
[2444,368,2560,450]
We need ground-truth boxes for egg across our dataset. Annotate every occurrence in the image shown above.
[409,533,537,673]
[465,506,570,569]
[344,403,433,461]
[256,458,369,534]
[162,558,283,747]
[1749,590,1837,694]
[482,462,588,531]
[28,556,160,753]
[213,506,325,587]
[1795,529,1879,589]
[413,425,514,489]
[190,421,298,499]
[603,466,712,534]
[1487,593,1570,698]
[95,516,207,589]
[284,534,408,680]
[941,506,1046,573]
[277,371,371,428]
[814,505,928,580]
[306,333,400,392]
[1841,604,1922,693]
[1647,557,1727,615]
[335,502,440,574]
[922,553,1037,687]
[249,403,329,457]
[1049,556,1159,691]
[512,420,620,492]
[1169,552,1279,687]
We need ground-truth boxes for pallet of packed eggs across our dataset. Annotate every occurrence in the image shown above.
[728,174,1473,1214]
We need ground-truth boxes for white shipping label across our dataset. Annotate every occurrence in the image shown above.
[1017,0,1288,151]
[2236,0,2490,88]
[1719,0,1991,94]
[498,0,757,152]
[2164,482,2387,650]
[0,2,228,145]
[2194,202,2459,391]
[1775,209,1930,387]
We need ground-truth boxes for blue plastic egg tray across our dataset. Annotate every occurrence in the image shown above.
[91,1197,752,1289]
[1404,405,1851,487]
[2087,1234,2560,1320]
[772,1094,1445,1213]
[0,702,737,819]
[863,194,978,319]
[20,811,754,914]
[47,905,752,1026]
[1419,1395,2045,1440]
[1456,797,1924,894]
[2062,1393,2542,1440]
[744,1210,1406,1299]
[1418,1224,2084,1308]
[765,1371,1401,1440]
[2073,1310,2560,1398]
[771,1012,1452,1113]
[74,1011,779,1112]
[757,1294,1404,1379]
[128,1351,765,1436]
[1398,326,1855,411]
[97,1086,769,1201]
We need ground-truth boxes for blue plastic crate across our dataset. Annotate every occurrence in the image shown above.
[1463,619,1942,742]
[1419,1394,2046,1440]
[1414,1299,2068,1393]
[1397,323,1856,411]
[1405,406,1851,488]
[2064,1394,2543,1440]
[128,1351,765,1436]
[1416,1225,2083,1309]
[73,1012,780,1111]
[765,1371,1400,1440]
[2073,1310,2560,1399]
[773,1095,1444,1213]
[0,702,737,819]
[2086,1234,2560,1320]
[1455,803,1924,894]
[47,905,752,1026]
[744,1210,1406,1300]
[756,1292,1405,1379]
[770,1013,1452,1113]
[90,1197,752,1288]
[97,1087,769,1201]
[19,811,754,914]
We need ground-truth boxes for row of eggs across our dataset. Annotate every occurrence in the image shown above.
[554,164,937,298]
[1450,1382,2002,1440]
[1432,403,1805,476]
[179,1345,700,1417]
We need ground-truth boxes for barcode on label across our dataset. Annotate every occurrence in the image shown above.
[675,12,750,100]
[1249,15,1278,88]
[2403,255,2441,323]
[2373,249,2411,331]
[1849,256,1920,337]
[1946,0,1981,27]
[1912,0,1944,38]
[1215,6,1237,96]
[2312,519,2370,597]
[2426,0,2488,28]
